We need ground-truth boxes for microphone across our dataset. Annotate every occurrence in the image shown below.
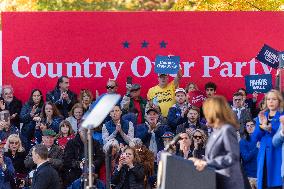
[164,134,181,151]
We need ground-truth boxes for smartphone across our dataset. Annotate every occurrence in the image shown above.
[0,112,9,122]
[121,153,126,159]
[126,76,133,85]
[152,96,159,106]
[121,153,127,164]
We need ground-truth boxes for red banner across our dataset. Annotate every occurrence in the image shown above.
[188,90,207,108]
[2,12,283,102]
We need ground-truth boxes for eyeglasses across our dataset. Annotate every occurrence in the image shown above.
[193,135,202,139]
[106,86,115,89]
[9,141,19,145]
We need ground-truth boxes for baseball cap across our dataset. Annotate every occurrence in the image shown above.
[175,88,186,94]
[130,84,141,92]
[146,108,159,114]
[42,129,57,137]
[158,73,168,77]
[161,132,174,138]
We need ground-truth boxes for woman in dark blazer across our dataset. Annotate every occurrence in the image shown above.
[190,95,245,189]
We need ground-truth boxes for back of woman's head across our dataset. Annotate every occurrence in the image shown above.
[203,95,239,129]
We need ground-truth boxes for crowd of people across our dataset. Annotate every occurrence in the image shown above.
[0,71,284,189]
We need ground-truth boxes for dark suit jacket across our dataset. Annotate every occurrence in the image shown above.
[31,161,60,189]
[24,144,63,172]
[46,88,77,118]
[232,107,251,135]
[205,124,244,189]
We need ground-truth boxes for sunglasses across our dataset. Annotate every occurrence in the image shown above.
[106,86,115,89]
[193,136,202,139]
[10,141,19,145]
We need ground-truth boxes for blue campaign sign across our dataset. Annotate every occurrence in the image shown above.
[278,51,284,68]
[245,74,272,94]
[154,55,180,74]
[256,44,279,69]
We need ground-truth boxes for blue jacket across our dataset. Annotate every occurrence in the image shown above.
[93,132,103,145]
[20,102,42,124]
[0,156,15,189]
[104,119,131,145]
[67,177,105,189]
[135,123,170,152]
[34,116,63,144]
[167,105,187,132]
[239,138,258,178]
[251,111,283,189]
[0,125,19,141]
[41,116,63,133]
[20,102,42,151]
[272,125,284,178]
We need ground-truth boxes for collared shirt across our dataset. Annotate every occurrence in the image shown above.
[36,160,48,169]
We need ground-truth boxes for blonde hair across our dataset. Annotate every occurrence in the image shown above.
[192,129,207,148]
[78,89,94,104]
[4,134,25,152]
[185,82,198,92]
[69,103,84,117]
[263,89,284,112]
[203,95,239,129]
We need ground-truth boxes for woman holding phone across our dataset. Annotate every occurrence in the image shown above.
[111,146,145,189]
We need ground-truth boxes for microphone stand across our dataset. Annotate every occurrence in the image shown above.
[84,128,97,189]
[105,146,113,189]
[164,134,181,152]
[83,129,88,188]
